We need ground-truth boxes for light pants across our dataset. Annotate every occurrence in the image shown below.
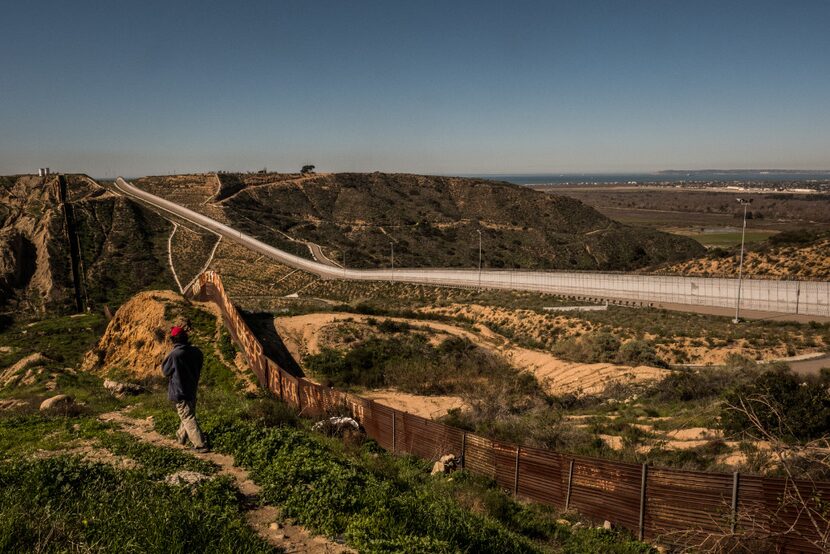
[175,399,206,448]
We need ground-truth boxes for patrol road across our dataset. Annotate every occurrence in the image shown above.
[113,177,830,318]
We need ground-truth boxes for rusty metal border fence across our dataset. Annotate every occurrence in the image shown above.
[188,270,830,552]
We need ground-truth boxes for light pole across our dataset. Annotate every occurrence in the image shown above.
[389,240,395,282]
[733,198,753,323]
[476,229,482,289]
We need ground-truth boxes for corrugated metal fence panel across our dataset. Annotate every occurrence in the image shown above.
[464,434,495,479]
[645,468,734,543]
[367,401,395,451]
[494,441,518,491]
[516,447,567,508]
[280,372,301,408]
[569,456,642,532]
[739,475,830,553]
[398,413,465,462]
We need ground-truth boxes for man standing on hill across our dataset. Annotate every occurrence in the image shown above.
[162,325,208,452]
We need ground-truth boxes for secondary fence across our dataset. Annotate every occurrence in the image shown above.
[117,178,830,317]
[189,270,830,552]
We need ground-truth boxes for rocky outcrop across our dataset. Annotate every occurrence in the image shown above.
[81,290,185,381]
[103,379,145,396]
[0,352,50,388]
[0,174,175,316]
[39,394,73,411]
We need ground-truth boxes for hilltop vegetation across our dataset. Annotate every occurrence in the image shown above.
[658,230,830,280]
[132,172,705,271]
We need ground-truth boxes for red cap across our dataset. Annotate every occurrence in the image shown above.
[170,326,184,337]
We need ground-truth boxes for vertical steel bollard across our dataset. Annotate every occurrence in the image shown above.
[638,464,648,541]
[565,460,575,510]
[514,446,521,496]
[461,432,467,469]
[392,412,397,454]
[731,471,740,534]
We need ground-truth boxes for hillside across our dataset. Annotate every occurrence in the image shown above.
[0,174,175,316]
[658,234,830,280]
[134,172,705,271]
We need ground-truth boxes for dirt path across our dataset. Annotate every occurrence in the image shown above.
[99,410,352,554]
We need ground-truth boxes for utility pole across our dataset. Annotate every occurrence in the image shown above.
[390,240,395,282]
[477,229,482,290]
[734,198,752,323]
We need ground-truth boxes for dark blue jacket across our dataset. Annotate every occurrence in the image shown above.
[162,343,203,402]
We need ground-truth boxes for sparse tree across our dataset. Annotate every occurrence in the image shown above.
[301,164,315,175]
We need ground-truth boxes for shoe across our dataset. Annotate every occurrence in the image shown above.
[193,446,211,453]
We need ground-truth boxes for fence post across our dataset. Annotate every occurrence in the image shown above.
[278,371,284,401]
[297,381,303,413]
[392,412,397,454]
[795,281,800,315]
[565,459,575,510]
[731,471,740,534]
[514,446,521,496]
[461,432,467,469]
[638,464,648,541]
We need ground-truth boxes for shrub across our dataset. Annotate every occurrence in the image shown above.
[617,340,666,368]
[721,368,830,441]
[552,331,621,364]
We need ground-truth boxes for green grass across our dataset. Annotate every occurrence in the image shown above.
[145,394,653,554]
[0,313,106,368]
[0,456,274,553]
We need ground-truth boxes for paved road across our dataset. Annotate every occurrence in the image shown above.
[112,177,830,319]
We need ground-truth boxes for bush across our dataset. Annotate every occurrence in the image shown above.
[721,368,830,441]
[617,340,666,368]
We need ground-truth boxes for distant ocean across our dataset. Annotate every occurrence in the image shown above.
[464,171,830,186]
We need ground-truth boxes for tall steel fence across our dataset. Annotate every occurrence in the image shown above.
[117,178,830,317]
[189,270,830,552]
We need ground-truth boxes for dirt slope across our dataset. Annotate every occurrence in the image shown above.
[0,174,174,314]
[81,291,184,380]
[660,238,830,280]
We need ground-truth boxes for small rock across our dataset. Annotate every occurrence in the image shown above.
[269,522,282,530]
[277,533,288,540]
[103,379,145,396]
[164,471,211,486]
[603,520,612,530]
[39,394,73,411]
[556,518,571,526]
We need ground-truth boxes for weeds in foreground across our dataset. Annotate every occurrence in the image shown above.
[0,456,273,553]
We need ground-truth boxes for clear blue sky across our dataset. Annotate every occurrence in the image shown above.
[2,0,829,177]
